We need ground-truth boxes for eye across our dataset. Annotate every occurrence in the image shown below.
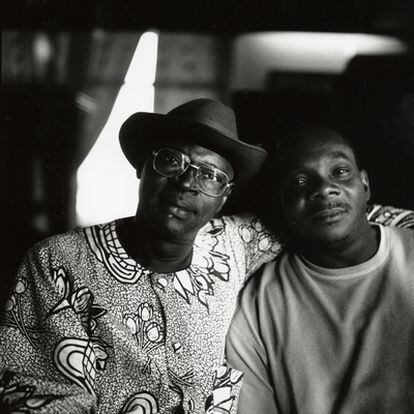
[203,171,220,182]
[332,166,351,177]
[288,176,307,187]
[199,167,226,184]
[163,154,181,165]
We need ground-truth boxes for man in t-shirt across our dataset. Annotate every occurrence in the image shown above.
[226,124,414,413]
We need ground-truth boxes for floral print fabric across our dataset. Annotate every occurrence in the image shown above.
[0,213,279,414]
[1,207,413,413]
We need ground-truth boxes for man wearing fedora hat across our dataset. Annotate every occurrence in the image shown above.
[0,98,281,414]
[0,99,412,414]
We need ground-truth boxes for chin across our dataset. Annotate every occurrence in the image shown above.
[161,217,200,239]
[160,219,185,235]
[301,221,353,247]
[312,229,353,247]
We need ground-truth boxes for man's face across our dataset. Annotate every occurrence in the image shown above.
[137,143,234,241]
[279,129,370,247]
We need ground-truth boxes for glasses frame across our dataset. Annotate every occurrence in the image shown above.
[152,148,233,197]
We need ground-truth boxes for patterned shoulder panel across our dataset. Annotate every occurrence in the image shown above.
[214,213,283,279]
[84,220,149,284]
[367,205,414,228]
[223,213,282,248]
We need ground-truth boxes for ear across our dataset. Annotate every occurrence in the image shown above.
[136,154,151,179]
[217,184,234,212]
[360,169,371,202]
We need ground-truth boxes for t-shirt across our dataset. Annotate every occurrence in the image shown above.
[226,224,414,414]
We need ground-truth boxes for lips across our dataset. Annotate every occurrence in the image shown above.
[160,196,195,219]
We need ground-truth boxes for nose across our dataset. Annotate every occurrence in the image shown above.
[309,176,340,200]
[173,166,199,192]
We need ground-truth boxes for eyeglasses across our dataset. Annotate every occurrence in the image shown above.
[152,148,233,197]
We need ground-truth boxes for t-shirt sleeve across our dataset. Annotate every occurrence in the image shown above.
[225,271,279,414]
[0,244,98,413]
[367,204,414,228]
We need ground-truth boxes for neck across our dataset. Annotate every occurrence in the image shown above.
[117,217,195,273]
[296,223,379,269]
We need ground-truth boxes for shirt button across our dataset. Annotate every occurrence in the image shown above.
[157,277,168,288]
[172,341,182,353]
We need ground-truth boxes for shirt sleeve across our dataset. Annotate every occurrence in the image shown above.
[225,213,284,279]
[0,245,98,413]
[367,204,414,228]
[225,275,279,414]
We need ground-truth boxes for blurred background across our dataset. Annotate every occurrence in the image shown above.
[3,0,414,302]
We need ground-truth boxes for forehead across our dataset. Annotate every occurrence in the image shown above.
[283,130,357,169]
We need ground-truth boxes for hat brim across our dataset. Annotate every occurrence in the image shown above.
[119,112,268,190]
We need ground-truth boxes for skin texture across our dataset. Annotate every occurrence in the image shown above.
[279,126,378,268]
[118,143,234,272]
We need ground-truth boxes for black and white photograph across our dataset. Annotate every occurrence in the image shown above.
[2,1,414,413]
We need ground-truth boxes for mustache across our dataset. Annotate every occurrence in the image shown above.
[307,201,351,216]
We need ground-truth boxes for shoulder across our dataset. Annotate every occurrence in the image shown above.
[16,228,88,285]
[199,212,270,242]
[230,259,283,341]
[372,224,414,265]
[384,223,414,246]
[218,213,282,248]
[220,212,259,226]
[30,227,85,256]
[239,260,280,305]
[28,220,117,263]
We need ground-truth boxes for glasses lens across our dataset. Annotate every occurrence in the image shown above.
[152,148,230,197]
[153,149,186,177]
[197,166,228,197]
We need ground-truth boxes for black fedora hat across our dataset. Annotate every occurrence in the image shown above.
[119,98,268,189]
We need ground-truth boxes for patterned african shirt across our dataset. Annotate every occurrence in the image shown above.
[1,206,413,414]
